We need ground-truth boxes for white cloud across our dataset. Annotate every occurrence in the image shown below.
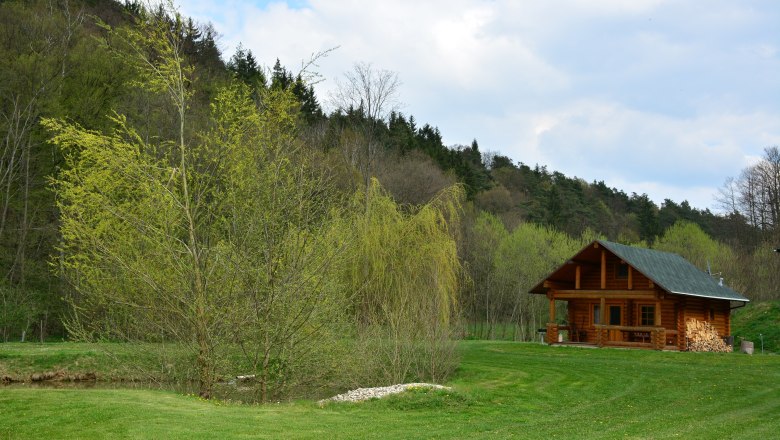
[492,100,780,208]
[177,0,780,210]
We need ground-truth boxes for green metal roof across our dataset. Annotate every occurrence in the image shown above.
[598,240,749,302]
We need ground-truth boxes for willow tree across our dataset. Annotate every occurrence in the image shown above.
[340,179,463,383]
[46,3,348,401]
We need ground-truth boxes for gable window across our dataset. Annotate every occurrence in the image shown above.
[615,263,629,279]
[640,305,655,326]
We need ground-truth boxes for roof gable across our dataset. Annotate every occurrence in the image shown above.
[597,240,748,302]
[530,240,749,302]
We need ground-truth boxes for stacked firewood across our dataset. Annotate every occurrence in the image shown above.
[686,319,732,352]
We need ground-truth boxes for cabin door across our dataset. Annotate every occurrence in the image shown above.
[608,305,622,341]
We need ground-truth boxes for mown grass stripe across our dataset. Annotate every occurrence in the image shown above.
[1,341,778,439]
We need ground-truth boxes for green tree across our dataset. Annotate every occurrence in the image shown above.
[340,179,463,383]
[632,193,659,243]
[208,83,350,401]
[227,44,266,96]
[330,62,401,195]
[0,0,86,340]
[271,58,293,90]
[462,211,509,339]
[655,221,733,272]
[493,223,585,340]
[292,74,323,124]
[746,242,780,301]
[461,210,600,341]
[654,221,743,294]
[47,3,347,400]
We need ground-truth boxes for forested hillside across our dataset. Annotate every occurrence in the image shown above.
[1,0,778,368]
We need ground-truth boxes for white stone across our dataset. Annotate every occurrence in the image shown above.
[318,383,451,405]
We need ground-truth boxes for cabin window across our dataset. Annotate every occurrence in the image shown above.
[609,305,621,325]
[615,263,628,279]
[593,305,600,325]
[640,305,655,326]
[709,308,715,320]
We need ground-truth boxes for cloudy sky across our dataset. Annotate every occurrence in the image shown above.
[178,0,780,210]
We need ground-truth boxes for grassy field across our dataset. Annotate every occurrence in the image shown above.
[1,341,779,439]
[732,300,780,353]
[0,342,200,384]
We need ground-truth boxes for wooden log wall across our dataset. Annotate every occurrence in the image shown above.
[680,297,730,337]
[566,300,597,342]
[578,253,653,290]
[651,328,666,350]
[564,295,732,349]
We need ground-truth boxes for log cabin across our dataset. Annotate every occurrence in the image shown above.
[530,240,749,350]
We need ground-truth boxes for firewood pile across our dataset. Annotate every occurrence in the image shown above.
[686,319,731,352]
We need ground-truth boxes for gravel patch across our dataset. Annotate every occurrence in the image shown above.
[319,383,451,405]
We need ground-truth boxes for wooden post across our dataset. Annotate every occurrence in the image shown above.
[546,323,558,344]
[627,266,633,290]
[549,295,556,323]
[600,250,606,289]
[652,328,666,350]
[655,300,662,326]
[678,299,686,351]
[600,296,606,327]
[575,265,581,290]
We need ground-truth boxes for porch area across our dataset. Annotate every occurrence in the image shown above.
[544,323,679,350]
[542,287,683,350]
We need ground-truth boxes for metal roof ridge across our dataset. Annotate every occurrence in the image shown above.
[669,290,751,302]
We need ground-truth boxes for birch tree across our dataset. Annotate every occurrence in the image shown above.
[330,63,401,191]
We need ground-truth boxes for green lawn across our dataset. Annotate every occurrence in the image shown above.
[732,300,780,353]
[1,341,779,439]
[0,342,193,383]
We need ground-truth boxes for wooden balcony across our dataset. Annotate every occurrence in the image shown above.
[594,324,677,350]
